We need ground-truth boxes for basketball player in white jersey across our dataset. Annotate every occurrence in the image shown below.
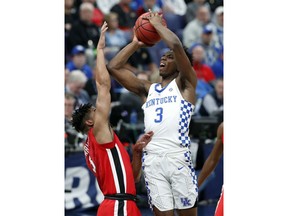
[108,10,198,216]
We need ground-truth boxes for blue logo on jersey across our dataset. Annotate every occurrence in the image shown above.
[180,198,192,207]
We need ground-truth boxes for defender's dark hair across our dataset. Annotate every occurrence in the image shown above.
[183,45,193,66]
[71,103,92,133]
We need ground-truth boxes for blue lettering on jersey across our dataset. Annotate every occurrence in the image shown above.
[145,96,177,108]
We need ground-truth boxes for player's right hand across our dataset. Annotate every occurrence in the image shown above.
[132,27,146,48]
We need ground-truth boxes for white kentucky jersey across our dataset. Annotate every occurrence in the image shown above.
[142,79,195,153]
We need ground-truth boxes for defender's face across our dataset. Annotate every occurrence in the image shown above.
[85,106,97,129]
[159,51,178,77]
[89,107,96,120]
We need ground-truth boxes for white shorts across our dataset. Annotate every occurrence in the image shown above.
[142,149,198,211]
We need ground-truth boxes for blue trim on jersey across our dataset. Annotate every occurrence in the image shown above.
[142,152,153,210]
[184,151,198,193]
[154,82,171,93]
[178,100,194,148]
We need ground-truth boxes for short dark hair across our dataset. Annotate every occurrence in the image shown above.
[164,46,193,66]
[71,103,92,133]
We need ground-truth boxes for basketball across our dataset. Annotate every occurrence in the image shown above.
[134,12,167,46]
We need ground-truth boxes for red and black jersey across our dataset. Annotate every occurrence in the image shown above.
[84,128,141,216]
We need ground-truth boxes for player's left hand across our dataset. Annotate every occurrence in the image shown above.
[143,9,163,26]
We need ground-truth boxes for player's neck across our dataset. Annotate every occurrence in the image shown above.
[161,77,175,87]
[161,73,178,87]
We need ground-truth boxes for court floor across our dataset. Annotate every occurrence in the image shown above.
[65,200,218,216]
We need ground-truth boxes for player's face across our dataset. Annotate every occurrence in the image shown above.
[84,106,97,130]
[159,51,178,77]
[88,107,97,122]
[91,106,96,117]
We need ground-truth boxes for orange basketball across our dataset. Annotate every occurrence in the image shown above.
[134,12,167,46]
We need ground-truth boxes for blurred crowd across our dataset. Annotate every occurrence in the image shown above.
[64,0,223,157]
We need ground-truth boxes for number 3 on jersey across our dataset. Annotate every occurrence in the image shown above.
[154,107,163,123]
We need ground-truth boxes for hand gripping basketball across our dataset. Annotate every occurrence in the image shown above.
[134,11,167,46]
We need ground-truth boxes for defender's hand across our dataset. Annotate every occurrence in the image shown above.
[133,131,154,153]
[97,21,108,49]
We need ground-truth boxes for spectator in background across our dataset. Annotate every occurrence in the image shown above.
[65,92,76,121]
[161,0,187,37]
[110,0,137,40]
[68,2,100,54]
[195,79,213,99]
[65,69,70,86]
[199,78,223,120]
[65,0,78,63]
[193,24,222,67]
[190,44,216,83]
[213,6,224,48]
[133,0,163,11]
[206,0,223,12]
[81,0,104,27]
[104,12,129,61]
[65,92,85,149]
[65,45,93,79]
[97,0,120,15]
[136,0,162,17]
[182,5,215,48]
[65,0,78,30]
[65,70,91,107]
[162,0,187,16]
[193,78,214,116]
[185,0,210,23]
[211,47,223,79]
[65,0,77,30]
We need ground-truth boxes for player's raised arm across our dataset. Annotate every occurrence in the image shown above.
[107,32,151,98]
[146,10,197,102]
[92,22,113,143]
[197,122,223,187]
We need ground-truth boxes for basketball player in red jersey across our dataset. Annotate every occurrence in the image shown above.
[71,22,154,216]
[197,122,223,216]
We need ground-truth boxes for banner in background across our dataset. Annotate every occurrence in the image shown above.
[65,151,103,210]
